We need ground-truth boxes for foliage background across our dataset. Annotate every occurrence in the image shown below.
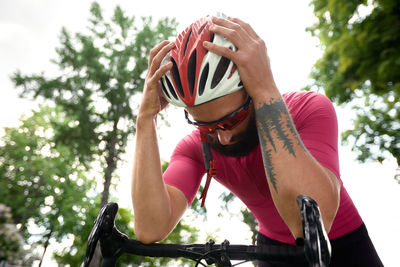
[306,0,400,165]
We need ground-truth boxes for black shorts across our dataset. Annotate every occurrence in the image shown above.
[256,223,383,267]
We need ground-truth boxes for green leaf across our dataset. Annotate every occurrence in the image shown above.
[307,0,400,166]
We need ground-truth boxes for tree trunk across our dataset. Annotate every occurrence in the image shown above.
[89,119,119,267]
[38,229,53,267]
[100,119,119,208]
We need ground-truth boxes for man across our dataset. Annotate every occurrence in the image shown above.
[131,15,383,266]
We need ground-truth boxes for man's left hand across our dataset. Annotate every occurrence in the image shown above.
[203,16,279,102]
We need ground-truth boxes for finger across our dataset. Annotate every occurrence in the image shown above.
[210,18,253,49]
[203,41,236,61]
[211,16,240,31]
[227,16,259,40]
[148,40,170,65]
[209,25,244,51]
[147,61,173,88]
[153,61,173,81]
[148,42,175,76]
[145,59,172,92]
[210,17,245,46]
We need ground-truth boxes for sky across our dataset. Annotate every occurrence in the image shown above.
[0,0,399,266]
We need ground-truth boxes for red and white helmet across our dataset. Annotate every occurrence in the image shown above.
[160,14,243,107]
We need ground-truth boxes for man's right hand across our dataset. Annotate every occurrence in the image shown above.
[132,40,188,244]
[139,41,175,119]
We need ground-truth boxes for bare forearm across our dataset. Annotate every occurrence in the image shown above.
[131,115,173,243]
[254,92,340,238]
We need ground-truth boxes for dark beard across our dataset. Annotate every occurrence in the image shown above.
[208,114,259,157]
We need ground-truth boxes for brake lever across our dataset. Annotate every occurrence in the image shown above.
[83,202,119,267]
[297,195,331,267]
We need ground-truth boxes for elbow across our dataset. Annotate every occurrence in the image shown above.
[324,203,338,234]
[134,217,172,244]
[134,225,166,244]
[323,179,341,233]
[136,234,160,245]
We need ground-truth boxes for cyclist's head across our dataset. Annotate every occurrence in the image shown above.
[160,13,243,107]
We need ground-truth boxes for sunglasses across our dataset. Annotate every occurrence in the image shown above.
[185,96,252,133]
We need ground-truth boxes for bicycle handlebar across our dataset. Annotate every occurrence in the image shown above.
[83,195,331,267]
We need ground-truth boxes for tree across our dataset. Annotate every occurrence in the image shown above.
[306,0,400,165]
[8,2,204,265]
[0,106,199,266]
[0,203,39,266]
[11,2,178,209]
[0,106,95,265]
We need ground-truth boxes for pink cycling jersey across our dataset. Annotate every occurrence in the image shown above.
[163,91,363,245]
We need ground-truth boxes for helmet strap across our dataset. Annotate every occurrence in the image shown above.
[199,132,217,207]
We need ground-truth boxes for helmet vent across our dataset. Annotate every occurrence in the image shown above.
[199,63,209,96]
[211,56,230,89]
[170,57,184,98]
[188,51,197,96]
[165,77,178,100]
[183,29,193,57]
[160,79,171,99]
[198,24,206,35]
[210,33,215,43]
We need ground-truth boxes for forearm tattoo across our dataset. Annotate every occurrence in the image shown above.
[255,97,306,193]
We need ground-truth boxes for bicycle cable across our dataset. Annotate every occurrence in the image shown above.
[194,248,251,267]
[194,249,224,267]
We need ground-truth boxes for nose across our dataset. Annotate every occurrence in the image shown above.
[217,130,234,145]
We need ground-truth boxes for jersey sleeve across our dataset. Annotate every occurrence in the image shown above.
[288,92,341,180]
[163,132,206,205]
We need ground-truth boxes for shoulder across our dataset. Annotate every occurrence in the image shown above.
[171,130,203,161]
[283,91,334,110]
[176,130,201,148]
[283,91,337,126]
